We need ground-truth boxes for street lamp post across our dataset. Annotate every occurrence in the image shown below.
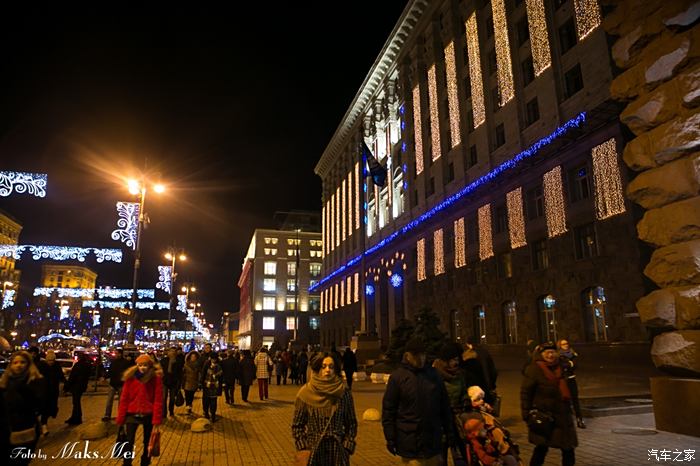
[180,284,196,344]
[1,281,14,333]
[165,248,186,344]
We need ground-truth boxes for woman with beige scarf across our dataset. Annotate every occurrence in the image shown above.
[291,353,357,466]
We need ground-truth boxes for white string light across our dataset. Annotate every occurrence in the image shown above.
[444,41,462,148]
[347,170,353,237]
[507,188,527,248]
[334,283,339,309]
[413,84,424,174]
[336,186,341,248]
[0,171,47,198]
[111,202,140,250]
[346,276,352,305]
[492,0,515,106]
[417,238,426,281]
[355,162,360,230]
[574,0,601,40]
[466,13,486,128]
[526,0,552,76]
[330,192,335,252]
[454,217,466,268]
[322,204,326,257]
[543,166,568,237]
[592,138,626,220]
[2,290,15,309]
[0,245,122,263]
[33,287,154,299]
[434,228,445,275]
[340,279,345,307]
[354,272,359,303]
[342,178,347,243]
[428,64,442,161]
[478,205,494,260]
[82,300,171,310]
[156,265,172,294]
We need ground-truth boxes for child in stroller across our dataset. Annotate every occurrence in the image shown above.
[459,411,522,466]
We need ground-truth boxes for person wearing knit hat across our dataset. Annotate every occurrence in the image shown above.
[461,410,519,466]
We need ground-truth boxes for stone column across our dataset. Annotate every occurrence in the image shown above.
[603,0,700,436]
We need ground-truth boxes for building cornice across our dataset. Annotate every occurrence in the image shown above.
[314,0,429,179]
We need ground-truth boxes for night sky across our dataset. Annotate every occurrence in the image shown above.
[0,2,408,326]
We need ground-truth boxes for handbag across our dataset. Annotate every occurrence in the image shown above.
[148,430,161,457]
[527,409,555,437]
[10,427,37,445]
[175,389,185,407]
[114,425,128,459]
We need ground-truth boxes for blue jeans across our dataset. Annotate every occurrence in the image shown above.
[104,385,121,418]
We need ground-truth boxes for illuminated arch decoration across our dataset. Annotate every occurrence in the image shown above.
[32,287,154,300]
[309,113,587,292]
[2,290,15,309]
[0,171,48,198]
[177,295,187,313]
[0,245,122,263]
[156,265,172,294]
[82,300,170,310]
[111,202,140,250]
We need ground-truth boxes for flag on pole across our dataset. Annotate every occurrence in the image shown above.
[360,140,387,187]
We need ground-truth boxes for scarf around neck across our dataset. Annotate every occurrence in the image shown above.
[536,360,571,401]
[297,372,345,412]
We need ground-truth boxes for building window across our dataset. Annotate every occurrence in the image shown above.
[582,286,608,342]
[286,317,296,330]
[310,250,322,258]
[310,263,322,277]
[494,204,508,234]
[503,301,518,344]
[564,64,584,99]
[494,123,506,148]
[522,56,535,86]
[286,297,297,310]
[287,279,297,292]
[497,252,513,279]
[287,238,301,246]
[559,18,577,54]
[532,240,549,270]
[309,240,322,247]
[287,249,298,256]
[526,98,540,126]
[574,223,597,259]
[517,17,530,46]
[473,305,487,344]
[263,297,275,310]
[309,297,320,311]
[538,295,558,342]
[263,278,276,292]
[264,248,277,256]
[309,316,320,330]
[310,279,319,288]
[264,261,276,276]
[287,261,296,276]
[526,185,545,219]
[264,237,278,245]
[568,165,591,203]
[262,317,275,330]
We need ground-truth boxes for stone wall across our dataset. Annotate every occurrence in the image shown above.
[604,0,700,377]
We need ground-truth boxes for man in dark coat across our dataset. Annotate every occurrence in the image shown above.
[521,342,577,466]
[102,349,133,421]
[238,350,256,402]
[40,350,66,435]
[64,353,91,425]
[160,347,184,419]
[466,336,498,404]
[342,348,358,389]
[382,338,453,463]
[220,350,240,405]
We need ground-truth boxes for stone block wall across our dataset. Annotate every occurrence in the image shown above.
[604,0,700,376]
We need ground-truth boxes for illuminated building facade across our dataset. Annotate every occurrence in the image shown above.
[237,221,322,350]
[313,0,646,350]
[0,208,22,286]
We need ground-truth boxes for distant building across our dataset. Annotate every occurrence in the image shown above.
[39,264,98,320]
[237,221,322,351]
[313,0,647,351]
[0,208,22,286]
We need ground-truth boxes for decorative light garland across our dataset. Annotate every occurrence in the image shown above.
[492,0,515,106]
[454,217,466,268]
[365,284,375,296]
[0,245,122,263]
[2,289,15,309]
[390,274,403,288]
[466,13,486,128]
[178,295,187,313]
[434,228,445,275]
[543,166,568,237]
[330,192,335,252]
[322,204,326,257]
[417,238,426,281]
[478,204,494,260]
[526,0,552,76]
[340,279,345,307]
[355,162,361,230]
[354,272,359,303]
[346,276,352,304]
[428,64,442,161]
[334,283,339,309]
[33,287,154,299]
[574,0,601,40]
[335,186,341,248]
[320,290,325,313]
[0,171,47,198]
[342,178,347,243]
[308,113,587,291]
[111,202,140,250]
[156,265,172,294]
[507,188,527,248]
[82,300,170,310]
[412,84,424,174]
[592,138,626,219]
[347,170,353,237]
[444,41,461,149]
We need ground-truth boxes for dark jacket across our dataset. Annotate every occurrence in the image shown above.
[108,357,133,389]
[160,356,184,389]
[42,362,66,418]
[200,361,223,398]
[220,356,239,384]
[342,350,358,373]
[66,359,91,394]
[239,355,256,386]
[520,361,578,449]
[0,367,47,434]
[382,360,452,459]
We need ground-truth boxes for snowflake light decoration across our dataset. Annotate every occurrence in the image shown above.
[390,274,403,288]
[2,290,15,309]
[156,266,172,294]
[0,171,48,198]
[0,245,121,263]
[111,202,140,250]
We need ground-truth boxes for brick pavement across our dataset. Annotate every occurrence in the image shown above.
[28,375,699,466]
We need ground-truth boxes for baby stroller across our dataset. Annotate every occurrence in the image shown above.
[458,411,523,466]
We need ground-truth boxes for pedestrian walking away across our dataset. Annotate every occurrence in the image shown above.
[64,353,91,425]
[103,349,133,422]
[298,349,309,385]
[117,354,163,466]
[433,342,468,465]
[221,350,240,404]
[0,350,47,466]
[292,352,357,466]
[201,352,223,421]
[160,347,184,420]
[239,350,256,402]
[521,342,578,466]
[466,336,498,406]
[382,338,453,466]
[342,347,357,390]
[39,349,65,436]
[557,339,585,429]
[182,351,201,415]
[254,346,272,400]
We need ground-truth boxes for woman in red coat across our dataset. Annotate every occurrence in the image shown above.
[117,354,163,466]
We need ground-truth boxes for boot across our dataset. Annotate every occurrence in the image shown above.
[577,417,586,429]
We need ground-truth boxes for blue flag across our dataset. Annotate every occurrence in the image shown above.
[360,140,387,187]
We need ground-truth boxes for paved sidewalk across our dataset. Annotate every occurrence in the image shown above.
[28,376,699,465]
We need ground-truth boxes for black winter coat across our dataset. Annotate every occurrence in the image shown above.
[66,360,91,394]
[382,361,452,459]
[239,356,256,386]
[42,362,66,418]
[0,373,47,433]
[160,356,184,388]
[220,357,240,384]
[108,357,133,389]
[521,362,578,449]
[342,351,358,373]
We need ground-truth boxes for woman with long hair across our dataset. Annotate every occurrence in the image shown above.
[292,352,357,466]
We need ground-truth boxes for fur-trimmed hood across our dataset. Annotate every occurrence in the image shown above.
[122,363,163,383]
[0,351,43,389]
